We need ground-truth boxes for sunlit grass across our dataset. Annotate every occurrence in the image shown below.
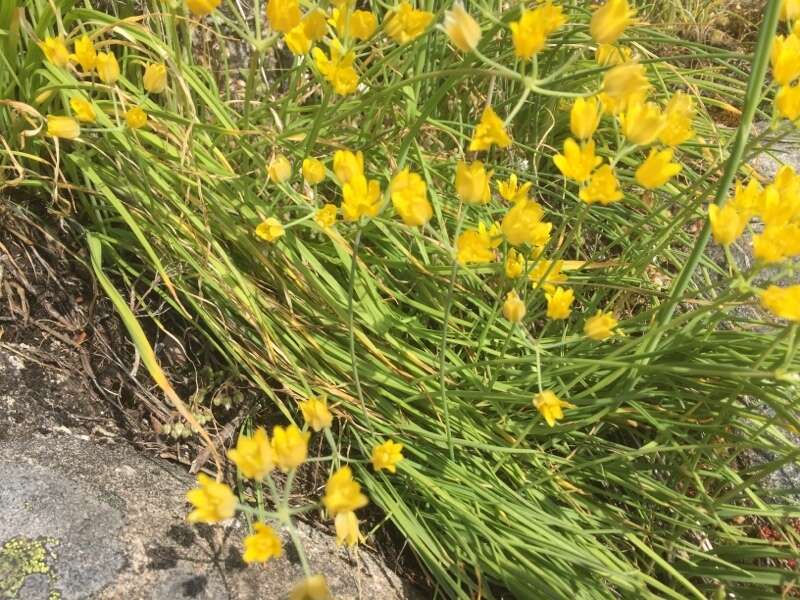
[2,0,799,598]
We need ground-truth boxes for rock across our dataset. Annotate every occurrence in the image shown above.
[749,122,800,180]
[0,346,417,599]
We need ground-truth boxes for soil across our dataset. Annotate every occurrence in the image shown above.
[1,196,129,440]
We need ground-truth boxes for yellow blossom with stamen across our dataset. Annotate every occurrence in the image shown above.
[371,440,404,473]
[242,523,282,563]
[266,0,301,33]
[545,286,574,320]
[186,474,237,523]
[71,35,96,72]
[323,466,368,515]
[271,424,310,471]
[384,2,434,44]
[502,290,526,323]
[584,311,619,340]
[635,148,682,189]
[228,428,274,480]
[553,138,602,183]
[533,390,575,427]
[590,0,635,45]
[442,1,481,53]
[40,37,69,67]
[299,396,333,431]
[255,217,285,242]
[468,105,512,152]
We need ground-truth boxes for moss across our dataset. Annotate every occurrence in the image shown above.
[0,537,61,599]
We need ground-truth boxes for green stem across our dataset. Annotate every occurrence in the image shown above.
[347,227,374,434]
[504,86,532,126]
[438,205,465,461]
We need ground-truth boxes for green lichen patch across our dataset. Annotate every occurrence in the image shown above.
[0,537,61,599]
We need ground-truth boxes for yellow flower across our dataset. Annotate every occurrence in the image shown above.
[95,51,119,84]
[323,466,368,515]
[384,1,434,44]
[580,164,623,205]
[442,1,481,53]
[756,184,794,226]
[315,204,338,228]
[336,10,378,41]
[71,34,96,72]
[772,165,800,218]
[312,41,359,95]
[635,148,682,190]
[545,286,574,320]
[590,0,635,45]
[285,25,312,55]
[777,83,800,122]
[510,2,566,60]
[271,424,310,471]
[497,174,532,203]
[186,473,237,523]
[143,63,167,94]
[46,115,80,139]
[242,522,282,564]
[501,198,546,246]
[528,259,566,292]
[570,97,600,140]
[40,37,69,67]
[469,105,512,152]
[533,390,574,427]
[371,439,404,473]
[266,0,301,33]
[595,43,632,66]
[303,9,328,41]
[186,0,221,17]
[502,290,526,323]
[729,179,762,217]
[771,34,800,86]
[455,160,493,204]
[504,248,525,279]
[302,158,326,184]
[619,100,665,146]
[125,107,148,129]
[289,575,333,600]
[255,217,285,242]
[753,224,800,263]
[584,310,618,340]
[69,96,96,123]
[782,0,800,21]
[333,149,364,184]
[760,285,800,321]
[553,138,602,183]
[334,511,361,547]
[456,224,497,265]
[228,427,274,480]
[659,92,695,146]
[299,396,333,431]
[342,174,381,221]
[390,168,433,226]
[267,154,292,183]
[601,62,650,113]
[708,204,746,246]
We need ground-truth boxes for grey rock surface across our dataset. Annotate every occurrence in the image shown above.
[0,346,416,600]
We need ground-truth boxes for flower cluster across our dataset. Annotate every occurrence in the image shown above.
[709,166,800,320]
[41,33,153,139]
[184,393,404,595]
[260,0,433,96]
[255,146,436,242]
[703,7,800,323]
